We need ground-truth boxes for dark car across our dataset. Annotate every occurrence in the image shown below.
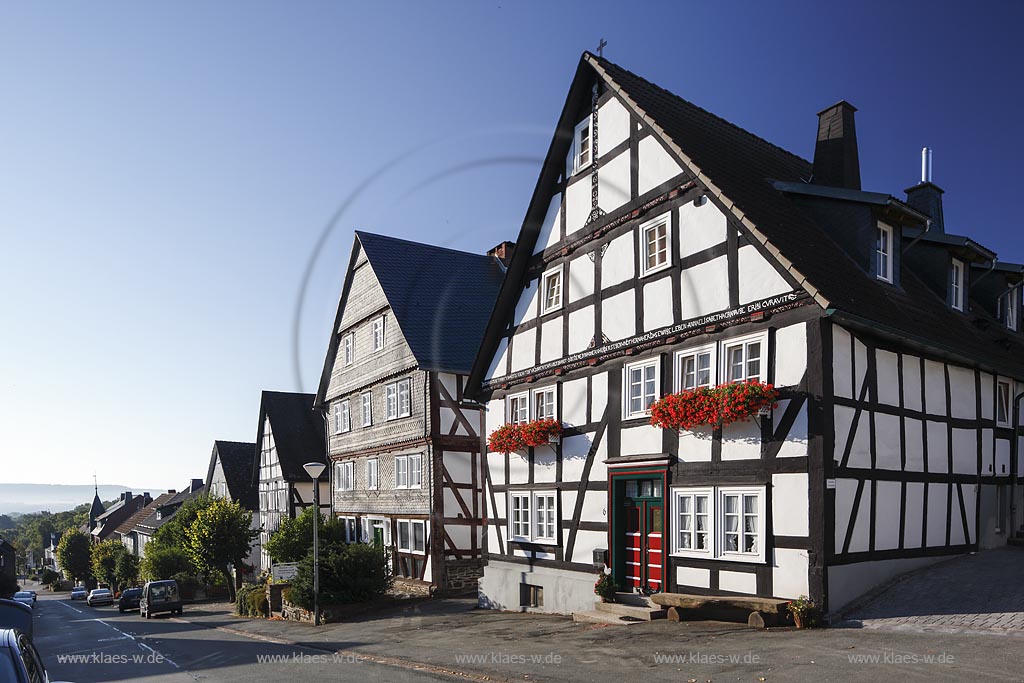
[0,628,64,683]
[140,580,182,619]
[0,600,32,641]
[118,588,142,613]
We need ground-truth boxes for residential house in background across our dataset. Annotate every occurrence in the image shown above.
[252,391,329,571]
[468,52,1024,616]
[126,480,205,558]
[313,232,504,594]
[116,492,177,556]
[206,439,260,576]
[90,492,152,544]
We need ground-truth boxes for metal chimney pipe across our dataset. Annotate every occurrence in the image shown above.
[921,147,932,183]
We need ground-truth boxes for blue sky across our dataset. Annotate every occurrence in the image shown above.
[1,1,1021,489]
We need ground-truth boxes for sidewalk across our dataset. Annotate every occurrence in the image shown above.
[171,597,1024,682]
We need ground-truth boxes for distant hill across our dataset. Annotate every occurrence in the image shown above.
[0,483,166,515]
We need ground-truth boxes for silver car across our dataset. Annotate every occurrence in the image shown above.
[69,586,87,600]
[11,592,34,609]
[86,588,113,607]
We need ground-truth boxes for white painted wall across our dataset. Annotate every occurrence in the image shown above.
[533,193,562,255]
[680,256,729,319]
[598,151,630,213]
[637,135,682,195]
[598,96,630,149]
[678,201,727,258]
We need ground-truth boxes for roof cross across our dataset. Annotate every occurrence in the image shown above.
[597,38,607,57]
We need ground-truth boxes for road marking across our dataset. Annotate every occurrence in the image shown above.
[58,601,83,614]
[138,642,180,669]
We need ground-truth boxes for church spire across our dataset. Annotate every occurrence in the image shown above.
[89,474,105,531]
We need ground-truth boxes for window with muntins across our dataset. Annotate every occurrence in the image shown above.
[372,316,386,351]
[335,461,354,491]
[366,458,378,490]
[508,392,530,425]
[1006,288,1019,331]
[624,359,660,418]
[541,267,563,314]
[642,217,670,275]
[951,259,965,311]
[997,380,1011,427]
[339,400,351,433]
[671,486,764,562]
[722,333,765,383]
[342,333,354,366]
[361,392,372,427]
[573,116,592,173]
[675,344,715,391]
[674,488,712,555]
[509,492,556,543]
[876,223,893,283]
[397,519,426,553]
[386,379,411,419]
[395,453,422,489]
[534,387,556,420]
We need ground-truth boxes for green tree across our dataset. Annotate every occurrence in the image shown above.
[182,498,257,602]
[56,529,92,585]
[90,539,127,590]
[140,545,194,581]
[40,568,59,585]
[115,551,140,589]
[264,507,347,564]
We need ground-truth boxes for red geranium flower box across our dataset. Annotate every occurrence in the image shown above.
[649,381,778,432]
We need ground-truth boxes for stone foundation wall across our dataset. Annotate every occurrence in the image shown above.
[440,559,484,595]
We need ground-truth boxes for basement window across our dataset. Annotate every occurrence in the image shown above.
[520,583,544,608]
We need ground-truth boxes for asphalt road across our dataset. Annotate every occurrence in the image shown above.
[29,589,447,683]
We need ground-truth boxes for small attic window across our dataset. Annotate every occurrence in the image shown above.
[572,116,593,174]
[951,258,966,311]
[875,223,893,283]
[1006,287,1019,331]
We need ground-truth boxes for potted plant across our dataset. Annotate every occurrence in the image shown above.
[594,571,618,603]
[649,381,779,432]
[520,418,563,447]
[787,595,817,629]
[487,423,526,454]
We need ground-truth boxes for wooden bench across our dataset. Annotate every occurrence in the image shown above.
[650,593,790,628]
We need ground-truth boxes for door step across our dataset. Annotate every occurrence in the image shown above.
[572,609,646,626]
[613,591,659,608]
[594,600,665,621]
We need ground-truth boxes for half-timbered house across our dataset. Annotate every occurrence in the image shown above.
[206,440,260,576]
[313,231,504,594]
[252,391,329,572]
[467,53,1024,615]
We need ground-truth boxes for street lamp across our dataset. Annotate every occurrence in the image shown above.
[302,461,327,626]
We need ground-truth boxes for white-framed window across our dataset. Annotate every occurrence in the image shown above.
[360,516,390,546]
[533,387,557,420]
[509,491,557,543]
[334,400,351,434]
[671,485,765,562]
[674,344,716,392]
[366,458,378,490]
[372,316,386,351]
[541,266,563,314]
[672,487,712,556]
[395,453,422,489]
[624,358,660,418]
[572,115,592,173]
[508,391,530,425]
[721,332,766,384]
[385,379,411,419]
[641,216,671,276]
[342,332,354,366]
[996,379,1012,428]
[951,258,965,311]
[337,516,358,543]
[1006,287,1019,331]
[334,461,354,491]
[397,519,426,554]
[361,392,372,427]
[876,222,893,283]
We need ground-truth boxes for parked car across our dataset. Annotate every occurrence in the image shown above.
[0,600,32,641]
[86,588,113,607]
[118,588,142,613]
[69,586,87,600]
[140,580,181,619]
[0,628,70,683]
[11,592,35,608]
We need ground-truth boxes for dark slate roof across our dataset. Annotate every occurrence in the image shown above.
[90,493,106,519]
[206,441,258,510]
[255,391,326,482]
[355,231,505,375]
[113,493,176,536]
[588,54,1024,378]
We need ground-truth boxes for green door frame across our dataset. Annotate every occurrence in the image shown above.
[608,467,668,591]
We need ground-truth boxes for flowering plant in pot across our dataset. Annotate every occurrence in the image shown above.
[487,423,525,454]
[519,418,562,447]
[594,572,618,603]
[649,381,778,432]
[786,595,818,629]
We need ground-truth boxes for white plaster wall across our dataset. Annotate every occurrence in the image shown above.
[877,350,900,406]
[962,484,977,544]
[904,482,925,548]
[676,566,711,589]
[540,318,562,363]
[533,193,562,255]
[834,405,870,467]
[995,438,1011,477]
[485,399,504,439]
[489,452,506,486]
[598,150,630,214]
[949,486,967,546]
[875,413,901,470]
[485,338,508,381]
[924,360,946,414]
[598,96,630,150]
[738,245,791,304]
[643,276,675,331]
[980,374,995,420]
[680,256,729,319]
[875,480,901,550]
[508,454,529,485]
[678,427,713,462]
[560,433,594,482]
[834,478,858,553]
[534,448,557,483]
[772,548,809,599]
[591,373,609,421]
[602,233,634,288]
[479,560,598,614]
[719,570,756,594]
[580,490,606,524]
[833,326,853,399]
[445,451,473,483]
[774,323,807,387]
[980,429,994,476]
[510,328,536,372]
[926,483,948,546]
[602,291,635,341]
[926,421,947,472]
[513,282,538,326]
[949,365,975,419]
[678,201,727,258]
[720,420,761,460]
[952,428,977,475]
[637,135,682,195]
[854,339,868,398]
[904,419,924,471]
[620,424,662,456]
[568,305,594,354]
[902,355,923,411]
[828,555,956,613]
[849,481,871,552]
[568,255,594,303]
[774,401,808,458]
[565,173,592,236]
[571,530,607,565]
[771,473,808,536]
[561,379,588,428]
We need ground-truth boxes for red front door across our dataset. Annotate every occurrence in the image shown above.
[623,494,664,591]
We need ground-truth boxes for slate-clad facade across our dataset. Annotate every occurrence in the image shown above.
[467,53,1024,615]
[314,231,503,593]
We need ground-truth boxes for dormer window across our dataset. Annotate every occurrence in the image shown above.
[875,223,893,283]
[1006,287,1019,331]
[951,258,965,311]
[572,116,592,174]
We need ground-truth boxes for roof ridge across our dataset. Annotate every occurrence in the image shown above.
[356,230,494,262]
[588,53,811,170]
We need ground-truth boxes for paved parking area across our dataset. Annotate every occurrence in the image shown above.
[843,547,1024,635]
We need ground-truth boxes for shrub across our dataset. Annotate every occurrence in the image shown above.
[287,541,391,610]
[40,568,59,586]
[594,572,618,602]
[236,580,269,617]
[265,507,348,564]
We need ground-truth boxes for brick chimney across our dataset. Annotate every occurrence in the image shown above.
[905,147,944,233]
[812,101,861,190]
[487,241,515,267]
